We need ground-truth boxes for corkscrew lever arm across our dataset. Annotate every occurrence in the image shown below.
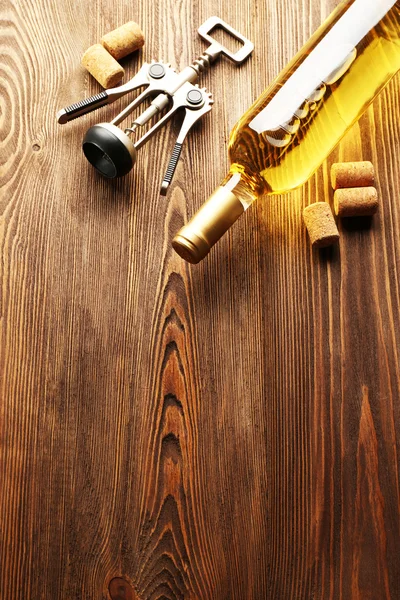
[160,88,214,196]
[56,62,155,124]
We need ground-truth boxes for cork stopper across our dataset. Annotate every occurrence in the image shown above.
[101,22,145,60]
[331,161,375,190]
[334,187,379,217]
[81,44,125,88]
[303,202,340,248]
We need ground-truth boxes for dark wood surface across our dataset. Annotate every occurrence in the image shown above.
[1,0,400,598]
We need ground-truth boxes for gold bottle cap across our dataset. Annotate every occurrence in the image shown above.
[172,186,245,263]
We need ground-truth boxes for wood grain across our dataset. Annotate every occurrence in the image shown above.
[1,0,399,599]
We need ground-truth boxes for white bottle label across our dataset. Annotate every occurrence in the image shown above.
[249,0,396,138]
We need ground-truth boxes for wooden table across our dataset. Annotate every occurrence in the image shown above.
[1,0,399,598]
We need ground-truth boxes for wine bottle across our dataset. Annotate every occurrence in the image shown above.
[172,0,400,263]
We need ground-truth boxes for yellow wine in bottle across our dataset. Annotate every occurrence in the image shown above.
[173,0,400,263]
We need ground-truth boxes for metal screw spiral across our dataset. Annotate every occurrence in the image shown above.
[190,53,212,75]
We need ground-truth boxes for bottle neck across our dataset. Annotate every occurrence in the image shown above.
[172,170,260,264]
[220,167,263,209]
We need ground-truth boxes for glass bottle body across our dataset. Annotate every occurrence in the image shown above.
[226,0,400,205]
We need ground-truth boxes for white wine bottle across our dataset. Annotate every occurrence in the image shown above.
[173,0,400,263]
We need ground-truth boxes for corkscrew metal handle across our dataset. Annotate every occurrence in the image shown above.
[197,17,254,64]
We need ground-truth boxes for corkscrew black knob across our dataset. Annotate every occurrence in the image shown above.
[82,123,137,178]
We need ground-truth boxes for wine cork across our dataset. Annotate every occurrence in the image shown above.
[101,22,145,60]
[81,44,125,88]
[303,202,340,248]
[334,187,379,217]
[331,161,375,190]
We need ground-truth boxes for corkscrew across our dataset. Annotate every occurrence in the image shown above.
[56,17,253,195]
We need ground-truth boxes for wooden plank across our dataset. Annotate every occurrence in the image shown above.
[0,0,399,598]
